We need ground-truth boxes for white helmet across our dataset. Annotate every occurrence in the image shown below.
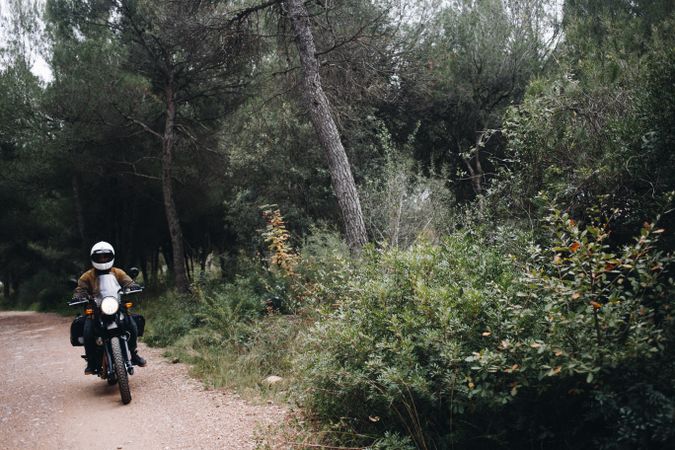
[91,241,115,271]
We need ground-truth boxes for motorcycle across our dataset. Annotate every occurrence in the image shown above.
[69,269,144,405]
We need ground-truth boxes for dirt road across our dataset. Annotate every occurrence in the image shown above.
[0,311,285,450]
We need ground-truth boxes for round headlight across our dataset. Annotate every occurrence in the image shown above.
[101,296,119,315]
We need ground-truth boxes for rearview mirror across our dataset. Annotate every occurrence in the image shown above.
[67,277,79,290]
[128,267,140,280]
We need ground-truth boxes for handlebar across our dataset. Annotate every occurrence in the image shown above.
[123,287,144,295]
[68,286,143,306]
[68,298,90,307]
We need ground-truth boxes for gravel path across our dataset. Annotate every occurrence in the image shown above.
[0,311,286,450]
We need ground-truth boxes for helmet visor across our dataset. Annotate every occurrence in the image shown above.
[92,251,114,264]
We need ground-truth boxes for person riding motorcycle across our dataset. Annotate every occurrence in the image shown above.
[73,241,146,374]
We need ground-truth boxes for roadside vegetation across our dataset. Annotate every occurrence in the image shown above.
[1,1,673,448]
[136,202,674,449]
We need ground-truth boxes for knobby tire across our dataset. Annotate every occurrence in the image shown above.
[111,337,131,404]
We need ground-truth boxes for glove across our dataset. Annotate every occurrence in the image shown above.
[71,293,89,303]
[126,282,142,291]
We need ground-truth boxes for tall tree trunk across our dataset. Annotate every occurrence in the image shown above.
[285,0,368,254]
[462,129,493,196]
[162,83,190,293]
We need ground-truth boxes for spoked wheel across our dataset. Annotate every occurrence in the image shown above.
[110,338,131,404]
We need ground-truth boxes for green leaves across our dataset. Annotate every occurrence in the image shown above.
[291,209,674,448]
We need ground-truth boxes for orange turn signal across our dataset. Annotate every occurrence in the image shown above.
[85,308,94,315]
[125,302,133,309]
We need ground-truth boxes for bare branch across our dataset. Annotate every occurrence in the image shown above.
[315,8,387,57]
[229,0,281,24]
[125,115,164,140]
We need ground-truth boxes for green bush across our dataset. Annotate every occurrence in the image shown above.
[143,274,266,348]
[359,123,455,248]
[141,291,199,347]
[293,229,354,310]
[294,232,520,448]
[293,214,674,449]
[194,276,264,340]
[142,273,305,393]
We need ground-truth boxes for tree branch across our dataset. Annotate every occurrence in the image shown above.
[315,8,387,57]
[229,0,280,24]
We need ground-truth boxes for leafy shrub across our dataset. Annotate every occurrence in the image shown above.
[360,122,455,248]
[293,212,674,449]
[141,291,199,347]
[143,274,266,346]
[142,271,306,393]
[292,228,354,310]
[494,21,675,237]
[294,232,520,449]
[368,432,415,450]
[260,211,355,314]
[194,275,264,341]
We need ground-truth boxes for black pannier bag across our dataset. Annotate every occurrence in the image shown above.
[70,315,86,346]
[132,314,145,337]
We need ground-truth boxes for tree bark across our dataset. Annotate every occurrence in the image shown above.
[462,152,483,195]
[284,0,368,254]
[162,83,190,293]
[462,130,492,196]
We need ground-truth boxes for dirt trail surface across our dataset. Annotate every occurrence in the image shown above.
[0,311,286,449]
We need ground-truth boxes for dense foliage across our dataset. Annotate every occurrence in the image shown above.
[1,0,673,448]
[294,214,674,449]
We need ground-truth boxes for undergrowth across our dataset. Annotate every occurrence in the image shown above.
[135,207,673,449]
[138,276,306,399]
[291,212,674,449]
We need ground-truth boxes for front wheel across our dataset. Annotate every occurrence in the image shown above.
[110,338,131,404]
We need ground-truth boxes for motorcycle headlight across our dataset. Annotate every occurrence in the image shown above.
[101,296,119,315]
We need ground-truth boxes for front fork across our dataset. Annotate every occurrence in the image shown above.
[123,335,134,375]
[103,328,135,378]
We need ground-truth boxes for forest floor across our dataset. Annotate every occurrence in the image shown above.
[0,311,286,449]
